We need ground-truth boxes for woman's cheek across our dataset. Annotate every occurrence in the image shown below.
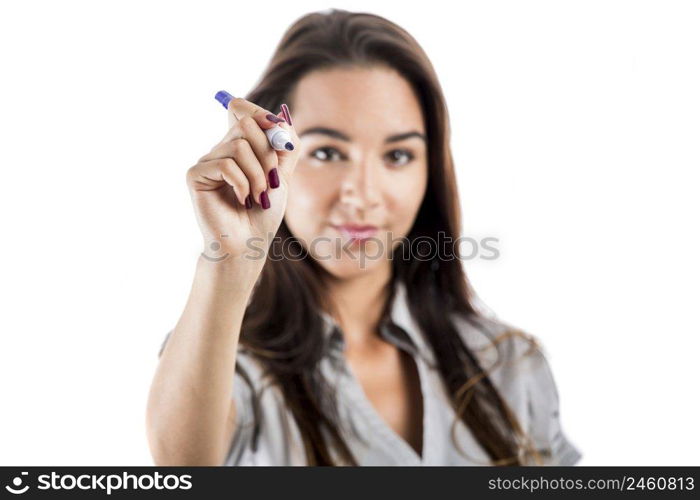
[288,166,323,209]
[394,169,427,208]
[286,168,336,238]
[386,170,427,234]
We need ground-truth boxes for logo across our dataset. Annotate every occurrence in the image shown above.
[5,472,29,495]
[201,235,230,262]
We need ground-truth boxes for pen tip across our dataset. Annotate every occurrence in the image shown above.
[284,142,295,151]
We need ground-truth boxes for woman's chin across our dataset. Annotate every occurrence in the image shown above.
[316,257,388,279]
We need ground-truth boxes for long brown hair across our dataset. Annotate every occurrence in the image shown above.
[238,8,544,466]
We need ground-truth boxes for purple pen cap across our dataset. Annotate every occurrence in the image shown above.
[215,90,234,109]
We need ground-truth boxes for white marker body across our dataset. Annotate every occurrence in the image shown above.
[265,125,293,151]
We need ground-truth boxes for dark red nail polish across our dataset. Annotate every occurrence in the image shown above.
[266,113,285,124]
[280,103,292,126]
[244,194,253,209]
[260,190,271,209]
[269,168,280,189]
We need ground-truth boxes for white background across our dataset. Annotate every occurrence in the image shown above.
[1,0,698,465]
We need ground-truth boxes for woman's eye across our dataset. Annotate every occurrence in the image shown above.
[385,149,414,167]
[310,146,345,162]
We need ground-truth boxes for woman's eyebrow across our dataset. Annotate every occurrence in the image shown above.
[299,127,426,143]
[385,131,426,143]
[299,127,351,141]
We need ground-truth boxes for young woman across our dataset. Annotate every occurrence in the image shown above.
[146,9,582,466]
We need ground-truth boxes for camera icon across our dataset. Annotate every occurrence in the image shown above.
[5,471,29,494]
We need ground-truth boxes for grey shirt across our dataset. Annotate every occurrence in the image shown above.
[158,282,582,466]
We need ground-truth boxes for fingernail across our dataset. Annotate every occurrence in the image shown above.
[266,113,285,124]
[215,90,234,109]
[244,194,253,209]
[260,190,271,209]
[280,103,292,126]
[269,168,280,189]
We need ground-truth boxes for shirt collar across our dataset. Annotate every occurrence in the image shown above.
[319,281,437,367]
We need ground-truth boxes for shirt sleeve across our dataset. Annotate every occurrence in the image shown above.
[525,345,583,466]
[223,363,258,465]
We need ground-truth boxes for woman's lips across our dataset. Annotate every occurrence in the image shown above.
[331,224,379,243]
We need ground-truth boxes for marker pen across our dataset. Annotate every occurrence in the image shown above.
[215,90,294,151]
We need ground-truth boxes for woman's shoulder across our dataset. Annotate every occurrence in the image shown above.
[449,310,545,371]
[449,311,583,465]
[449,310,567,400]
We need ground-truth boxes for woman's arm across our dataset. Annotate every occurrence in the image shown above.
[146,255,262,466]
[146,96,298,465]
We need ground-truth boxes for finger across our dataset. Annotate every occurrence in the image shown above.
[229,97,264,121]
[280,103,292,126]
[187,158,250,206]
[216,111,281,147]
[219,120,242,144]
[199,121,278,181]
[215,91,284,140]
[237,115,279,185]
[230,97,285,130]
[227,103,240,131]
[216,101,285,148]
[227,138,269,206]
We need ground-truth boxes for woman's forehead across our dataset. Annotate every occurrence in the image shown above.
[290,65,425,138]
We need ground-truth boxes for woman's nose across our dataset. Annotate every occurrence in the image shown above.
[338,159,382,212]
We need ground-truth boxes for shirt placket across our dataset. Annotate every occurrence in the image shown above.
[341,357,423,465]
[335,336,435,464]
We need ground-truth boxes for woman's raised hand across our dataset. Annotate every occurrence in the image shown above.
[186,97,299,266]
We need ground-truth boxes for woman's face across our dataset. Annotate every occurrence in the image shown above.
[285,65,428,279]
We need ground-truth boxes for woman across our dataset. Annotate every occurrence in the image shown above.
[147,9,582,466]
